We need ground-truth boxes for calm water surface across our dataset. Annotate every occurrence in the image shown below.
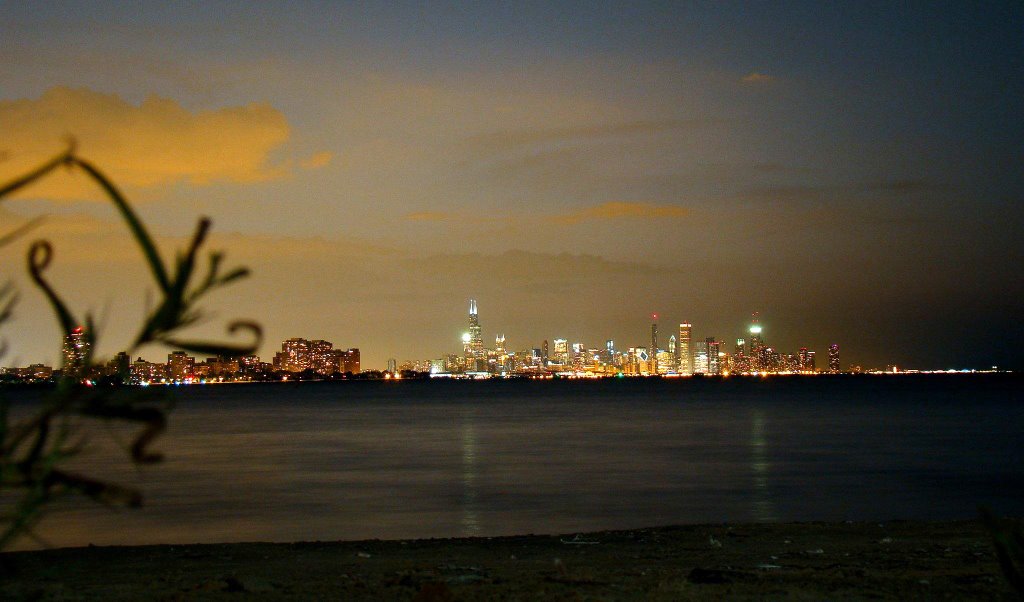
[10,375,1023,549]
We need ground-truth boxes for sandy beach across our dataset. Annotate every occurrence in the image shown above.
[0,519,1016,600]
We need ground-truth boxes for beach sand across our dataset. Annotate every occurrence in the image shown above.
[1,520,1016,600]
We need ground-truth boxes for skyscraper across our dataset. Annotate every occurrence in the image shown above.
[62,326,90,378]
[748,312,764,370]
[494,334,507,374]
[553,338,568,366]
[310,339,335,374]
[706,337,721,375]
[277,338,311,372]
[467,299,484,370]
[828,344,840,373]
[678,322,692,375]
[733,338,749,373]
[650,313,659,374]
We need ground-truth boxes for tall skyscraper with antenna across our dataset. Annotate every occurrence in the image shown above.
[749,312,764,371]
[467,299,484,370]
[650,313,659,374]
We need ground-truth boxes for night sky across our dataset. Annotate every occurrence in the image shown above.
[1,2,1022,370]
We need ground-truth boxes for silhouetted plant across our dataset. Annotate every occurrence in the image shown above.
[0,142,261,549]
[981,507,1024,597]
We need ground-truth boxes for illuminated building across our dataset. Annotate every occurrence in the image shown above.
[342,348,360,374]
[444,353,463,373]
[542,340,549,365]
[310,339,337,374]
[12,364,54,382]
[553,338,568,366]
[706,338,721,375]
[748,313,764,370]
[828,344,840,373]
[274,338,311,372]
[467,299,484,370]
[167,351,196,381]
[100,351,131,381]
[650,314,659,374]
[693,346,708,374]
[657,350,674,374]
[130,357,165,384]
[668,335,677,366]
[799,347,817,372]
[62,326,90,378]
[203,355,239,378]
[720,350,733,373]
[733,338,749,373]
[678,322,692,375]
[758,346,780,372]
[571,343,585,371]
[238,354,262,374]
[604,339,615,364]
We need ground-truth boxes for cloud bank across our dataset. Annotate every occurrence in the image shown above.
[741,72,774,84]
[0,87,292,200]
[553,202,688,225]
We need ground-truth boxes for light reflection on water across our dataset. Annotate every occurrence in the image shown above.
[750,409,777,522]
[6,375,1023,550]
[461,407,480,535]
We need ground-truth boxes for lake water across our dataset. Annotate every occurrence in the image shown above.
[7,374,1023,550]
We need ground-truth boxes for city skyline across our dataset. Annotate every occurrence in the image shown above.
[1,4,1022,372]
[0,294,1010,374]
[402,298,842,375]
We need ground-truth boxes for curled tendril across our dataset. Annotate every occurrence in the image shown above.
[228,320,263,343]
[160,320,262,358]
[27,241,76,337]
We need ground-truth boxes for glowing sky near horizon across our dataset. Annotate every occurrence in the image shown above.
[1,2,1022,370]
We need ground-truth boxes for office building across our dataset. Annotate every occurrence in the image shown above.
[167,351,196,381]
[62,326,90,378]
[678,322,692,375]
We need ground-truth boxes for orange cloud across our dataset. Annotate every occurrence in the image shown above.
[552,202,688,225]
[403,211,452,221]
[300,150,333,170]
[0,87,291,200]
[741,72,774,84]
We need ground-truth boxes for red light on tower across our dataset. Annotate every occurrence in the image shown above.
[651,313,658,321]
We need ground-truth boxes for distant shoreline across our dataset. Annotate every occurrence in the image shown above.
[1,370,1017,390]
